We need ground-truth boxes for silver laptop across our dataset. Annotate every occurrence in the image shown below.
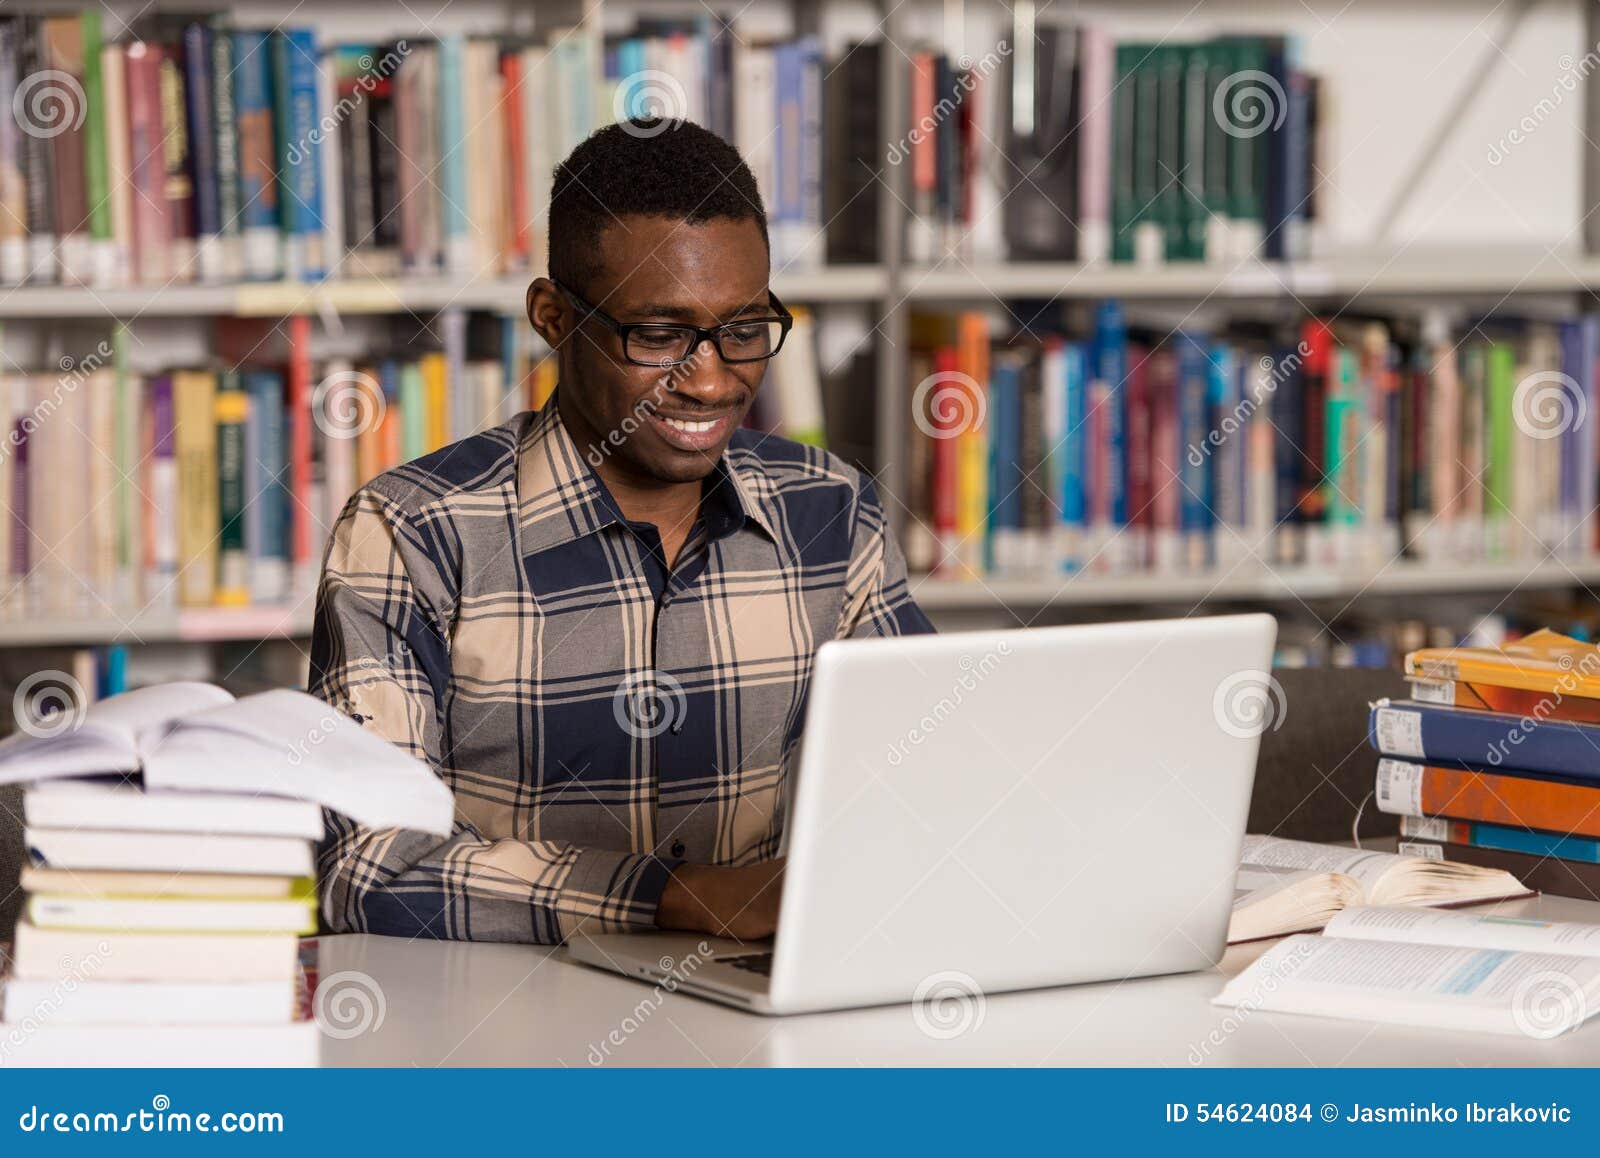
[568,613,1278,1015]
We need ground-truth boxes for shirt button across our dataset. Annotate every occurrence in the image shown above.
[670,841,685,858]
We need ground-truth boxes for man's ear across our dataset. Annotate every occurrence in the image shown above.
[527,278,568,347]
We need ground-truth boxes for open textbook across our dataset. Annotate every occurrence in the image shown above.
[1217,906,1600,1036]
[0,681,453,835]
[1228,836,1530,944]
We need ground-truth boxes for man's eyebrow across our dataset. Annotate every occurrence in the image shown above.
[628,297,773,322]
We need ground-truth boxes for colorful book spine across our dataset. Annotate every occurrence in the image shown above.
[214,374,250,606]
[245,368,288,602]
[144,374,178,610]
[1370,699,1600,783]
[182,21,222,282]
[173,370,218,607]
[274,28,325,280]
[1401,815,1600,864]
[232,29,279,279]
[1377,757,1600,838]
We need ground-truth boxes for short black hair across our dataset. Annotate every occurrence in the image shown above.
[548,118,768,291]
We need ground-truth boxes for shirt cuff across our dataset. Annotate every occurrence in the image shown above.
[556,847,683,941]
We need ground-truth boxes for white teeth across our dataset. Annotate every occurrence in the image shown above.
[663,416,717,434]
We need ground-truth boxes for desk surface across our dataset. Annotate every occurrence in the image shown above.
[316,892,1600,1067]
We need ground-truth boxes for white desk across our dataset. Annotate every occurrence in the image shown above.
[316,892,1600,1067]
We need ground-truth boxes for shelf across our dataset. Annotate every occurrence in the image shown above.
[909,560,1600,611]
[901,247,1600,302]
[0,606,315,647]
[0,266,892,319]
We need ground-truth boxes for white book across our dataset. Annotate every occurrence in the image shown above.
[0,681,453,835]
[10,921,300,983]
[27,892,316,934]
[25,827,315,876]
[1218,906,1600,1037]
[100,45,134,286]
[21,866,307,899]
[3,977,298,1026]
[0,1021,318,1067]
[24,780,325,838]
[1228,835,1530,945]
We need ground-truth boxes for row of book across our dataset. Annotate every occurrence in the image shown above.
[1374,629,1600,903]
[904,304,1600,579]
[0,304,825,618]
[0,680,452,1066]
[0,9,870,288]
[903,27,1322,266]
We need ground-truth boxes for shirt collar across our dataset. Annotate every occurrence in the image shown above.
[516,394,779,558]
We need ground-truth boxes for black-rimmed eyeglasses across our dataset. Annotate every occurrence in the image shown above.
[556,280,794,367]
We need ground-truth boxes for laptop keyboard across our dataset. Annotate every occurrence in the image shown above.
[718,952,773,977]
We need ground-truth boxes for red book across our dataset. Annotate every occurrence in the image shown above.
[501,50,529,268]
[1147,348,1180,549]
[1299,319,1334,522]
[1124,344,1151,548]
[123,41,168,283]
[287,315,312,588]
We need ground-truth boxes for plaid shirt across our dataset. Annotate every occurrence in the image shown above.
[309,399,933,944]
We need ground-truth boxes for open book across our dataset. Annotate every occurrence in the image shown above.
[1228,836,1531,944]
[0,681,453,835]
[1216,906,1600,1036]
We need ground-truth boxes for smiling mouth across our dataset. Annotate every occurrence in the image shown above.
[647,409,736,452]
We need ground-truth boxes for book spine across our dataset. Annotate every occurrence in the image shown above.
[145,374,178,609]
[18,17,59,283]
[99,44,132,286]
[1123,346,1151,571]
[1176,333,1212,570]
[1403,815,1600,864]
[1380,756,1600,840]
[1092,301,1127,567]
[80,10,112,286]
[1483,341,1515,559]
[156,47,195,279]
[929,346,960,574]
[0,18,24,284]
[287,314,313,594]
[174,371,218,607]
[124,42,167,284]
[182,21,222,282]
[1370,700,1600,783]
[112,324,137,607]
[247,369,288,602]
[216,374,249,607]
[232,30,279,279]
[399,362,425,462]
[438,34,471,274]
[42,16,88,284]
[1058,342,1086,572]
[209,21,241,281]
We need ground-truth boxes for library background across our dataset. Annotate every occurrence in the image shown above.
[0,0,1594,706]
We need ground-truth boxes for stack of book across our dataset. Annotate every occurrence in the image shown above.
[1371,629,1600,900]
[0,680,453,1067]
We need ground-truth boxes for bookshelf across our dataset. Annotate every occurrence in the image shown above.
[1,0,1598,654]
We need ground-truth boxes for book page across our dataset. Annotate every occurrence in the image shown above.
[1239,835,1402,892]
[1327,906,1600,957]
[1215,933,1600,1036]
[0,682,230,784]
[142,688,455,835]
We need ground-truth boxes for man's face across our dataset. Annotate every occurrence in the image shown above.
[543,215,773,486]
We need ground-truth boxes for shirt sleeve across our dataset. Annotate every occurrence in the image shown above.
[838,475,937,639]
[309,486,679,945]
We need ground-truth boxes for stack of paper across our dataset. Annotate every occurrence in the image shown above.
[0,682,454,1067]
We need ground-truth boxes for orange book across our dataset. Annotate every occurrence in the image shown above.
[953,311,989,578]
[355,364,383,485]
[1409,675,1600,724]
[420,352,450,451]
[1379,757,1600,840]
[1406,629,1600,702]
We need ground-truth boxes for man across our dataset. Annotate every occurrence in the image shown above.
[310,119,932,946]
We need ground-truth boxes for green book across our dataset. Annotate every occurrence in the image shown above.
[1110,44,1143,264]
[81,10,110,267]
[1324,350,1361,528]
[399,361,426,461]
[1484,341,1516,557]
[215,372,250,606]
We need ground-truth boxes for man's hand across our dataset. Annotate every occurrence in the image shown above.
[655,859,785,940]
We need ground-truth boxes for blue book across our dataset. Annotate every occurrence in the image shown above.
[438,34,469,272]
[1271,338,1303,531]
[1176,332,1212,558]
[244,368,288,601]
[181,23,221,280]
[1060,342,1087,569]
[231,30,279,278]
[1369,699,1600,783]
[986,356,1023,570]
[773,42,802,230]
[273,28,325,280]
[1207,341,1244,540]
[1092,301,1127,528]
[1440,819,1600,865]
[1582,316,1600,540]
